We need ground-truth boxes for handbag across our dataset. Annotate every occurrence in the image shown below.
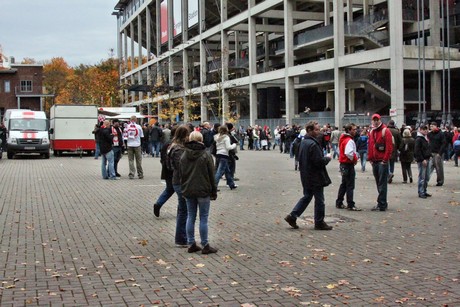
[261,139,268,146]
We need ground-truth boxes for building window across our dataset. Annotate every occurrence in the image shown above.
[4,80,10,93]
[20,80,32,92]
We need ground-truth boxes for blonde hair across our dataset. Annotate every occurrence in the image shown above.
[189,131,203,142]
[403,128,411,137]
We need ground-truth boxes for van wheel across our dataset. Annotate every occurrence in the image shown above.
[43,152,50,159]
[7,151,13,159]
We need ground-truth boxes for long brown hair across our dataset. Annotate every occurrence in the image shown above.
[172,124,190,146]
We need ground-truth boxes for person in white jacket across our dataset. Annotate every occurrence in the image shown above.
[214,125,237,190]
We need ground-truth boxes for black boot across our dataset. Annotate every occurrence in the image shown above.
[202,244,218,254]
[153,203,161,217]
[314,221,333,230]
[284,214,299,229]
[188,242,202,253]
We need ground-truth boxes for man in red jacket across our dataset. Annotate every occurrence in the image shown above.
[335,123,361,211]
[367,114,393,211]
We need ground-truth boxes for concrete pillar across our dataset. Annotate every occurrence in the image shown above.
[430,0,442,111]
[221,0,228,123]
[284,0,295,124]
[199,0,207,121]
[249,0,257,125]
[263,18,270,72]
[362,0,369,16]
[130,22,136,103]
[334,0,346,128]
[137,14,143,102]
[235,31,240,67]
[324,0,331,26]
[346,0,353,24]
[183,49,190,122]
[348,89,355,111]
[388,0,405,125]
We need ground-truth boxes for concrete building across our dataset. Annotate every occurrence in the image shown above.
[113,0,460,127]
[0,56,52,120]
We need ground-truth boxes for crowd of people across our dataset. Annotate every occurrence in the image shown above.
[92,114,460,246]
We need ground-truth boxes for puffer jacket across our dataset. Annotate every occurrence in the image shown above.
[399,136,415,163]
[180,141,217,198]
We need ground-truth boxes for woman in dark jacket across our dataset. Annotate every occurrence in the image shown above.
[168,125,190,247]
[399,128,415,183]
[180,131,218,254]
[153,126,177,218]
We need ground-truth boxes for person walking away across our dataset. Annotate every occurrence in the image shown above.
[330,126,342,159]
[200,122,214,153]
[111,119,124,177]
[141,123,150,155]
[356,128,369,172]
[168,125,191,246]
[335,123,361,211]
[153,126,177,217]
[98,120,117,180]
[414,125,432,198]
[292,129,306,171]
[387,120,402,184]
[238,125,246,150]
[399,128,415,183]
[273,126,281,151]
[149,122,163,158]
[180,131,218,254]
[367,114,393,211]
[428,122,446,186]
[126,115,144,179]
[246,126,254,150]
[284,121,333,230]
[214,125,237,190]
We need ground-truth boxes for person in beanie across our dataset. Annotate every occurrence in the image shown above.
[180,131,218,254]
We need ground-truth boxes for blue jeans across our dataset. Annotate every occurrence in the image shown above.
[94,143,100,158]
[254,139,260,150]
[332,143,339,159]
[156,178,174,207]
[185,197,211,246]
[388,159,395,175]
[239,138,244,150]
[151,140,161,157]
[101,150,115,179]
[173,184,188,245]
[372,162,389,209]
[290,186,325,223]
[215,157,235,188]
[358,150,367,171]
[112,146,122,174]
[417,159,432,196]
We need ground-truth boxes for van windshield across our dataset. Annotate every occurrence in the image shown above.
[9,119,47,131]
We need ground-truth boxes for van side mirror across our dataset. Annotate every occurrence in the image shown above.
[49,128,54,134]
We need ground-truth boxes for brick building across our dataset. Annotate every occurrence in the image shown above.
[0,56,53,121]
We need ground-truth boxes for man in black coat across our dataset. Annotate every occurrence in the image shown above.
[428,122,446,186]
[284,121,333,230]
[414,125,432,198]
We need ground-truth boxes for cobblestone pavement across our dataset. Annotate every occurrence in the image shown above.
[0,149,459,306]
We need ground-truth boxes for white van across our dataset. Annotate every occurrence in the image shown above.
[5,110,50,159]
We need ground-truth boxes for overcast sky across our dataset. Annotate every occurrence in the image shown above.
[0,0,118,67]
